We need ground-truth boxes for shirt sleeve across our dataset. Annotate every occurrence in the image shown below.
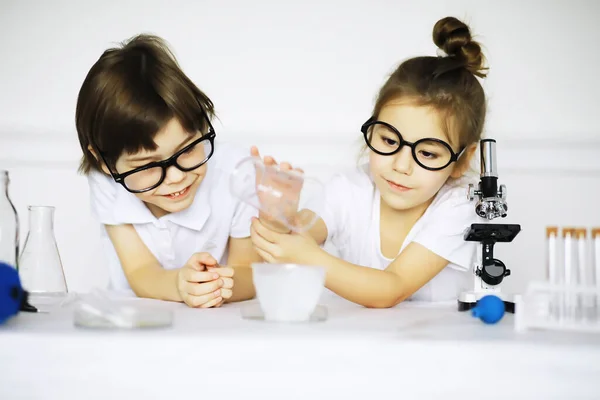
[87,170,120,225]
[222,143,259,238]
[229,200,258,238]
[411,185,480,271]
[304,172,357,245]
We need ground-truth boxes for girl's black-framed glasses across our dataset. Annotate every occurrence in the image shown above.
[361,117,464,171]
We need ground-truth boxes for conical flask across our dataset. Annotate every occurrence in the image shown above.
[18,206,67,294]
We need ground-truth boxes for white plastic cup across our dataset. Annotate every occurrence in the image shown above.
[252,263,326,322]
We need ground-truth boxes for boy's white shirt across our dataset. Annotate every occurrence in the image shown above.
[88,141,258,293]
[310,164,483,302]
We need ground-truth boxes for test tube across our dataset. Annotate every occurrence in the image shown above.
[563,228,577,319]
[546,226,559,318]
[546,227,559,283]
[593,228,600,288]
[575,229,587,284]
[563,228,576,285]
[593,228,600,320]
[576,228,593,320]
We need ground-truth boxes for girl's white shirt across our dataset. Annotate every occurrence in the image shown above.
[310,164,483,301]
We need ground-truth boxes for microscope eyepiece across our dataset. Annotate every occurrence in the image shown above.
[480,139,498,179]
[468,139,509,220]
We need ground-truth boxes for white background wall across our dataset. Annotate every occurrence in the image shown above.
[0,0,599,296]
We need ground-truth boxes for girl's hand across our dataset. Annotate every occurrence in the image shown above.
[177,253,233,308]
[250,217,322,265]
[250,146,304,233]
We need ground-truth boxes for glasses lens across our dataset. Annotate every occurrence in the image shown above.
[176,138,213,170]
[414,139,452,169]
[365,122,400,154]
[123,167,164,191]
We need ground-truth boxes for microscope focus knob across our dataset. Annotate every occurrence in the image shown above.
[498,184,507,200]
[467,184,481,201]
[480,259,510,286]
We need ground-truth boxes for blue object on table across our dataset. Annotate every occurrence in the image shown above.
[0,262,22,324]
[471,295,505,324]
[0,261,37,324]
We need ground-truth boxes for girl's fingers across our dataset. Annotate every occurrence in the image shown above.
[255,247,275,264]
[251,219,279,245]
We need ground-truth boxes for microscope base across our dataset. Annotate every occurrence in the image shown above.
[457,290,515,313]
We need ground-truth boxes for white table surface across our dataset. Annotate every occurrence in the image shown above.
[1,292,599,400]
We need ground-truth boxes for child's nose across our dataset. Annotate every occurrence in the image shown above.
[392,146,413,175]
[164,165,186,184]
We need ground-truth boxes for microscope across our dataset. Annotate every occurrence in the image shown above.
[458,139,521,313]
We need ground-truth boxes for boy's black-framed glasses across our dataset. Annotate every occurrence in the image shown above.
[361,117,464,171]
[96,113,216,193]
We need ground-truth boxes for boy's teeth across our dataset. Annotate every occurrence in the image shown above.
[170,188,186,197]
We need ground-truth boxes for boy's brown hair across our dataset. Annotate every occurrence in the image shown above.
[76,34,214,174]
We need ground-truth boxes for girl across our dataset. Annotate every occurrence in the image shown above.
[76,34,262,308]
[250,16,487,307]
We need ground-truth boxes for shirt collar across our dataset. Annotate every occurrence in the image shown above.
[113,187,156,225]
[165,181,212,231]
[112,174,212,231]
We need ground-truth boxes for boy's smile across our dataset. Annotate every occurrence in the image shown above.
[162,184,192,199]
[114,118,209,218]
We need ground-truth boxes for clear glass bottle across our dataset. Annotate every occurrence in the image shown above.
[18,206,67,294]
[0,170,19,269]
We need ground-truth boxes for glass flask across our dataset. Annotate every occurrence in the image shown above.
[19,206,68,294]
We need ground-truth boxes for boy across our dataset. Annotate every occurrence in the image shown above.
[76,34,261,307]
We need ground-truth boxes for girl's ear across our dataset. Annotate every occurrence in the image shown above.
[87,145,112,176]
[450,142,478,179]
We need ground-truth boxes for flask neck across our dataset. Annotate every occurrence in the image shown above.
[28,206,55,234]
[0,169,9,198]
[0,170,11,205]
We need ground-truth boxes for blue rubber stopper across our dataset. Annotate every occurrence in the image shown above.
[471,295,505,324]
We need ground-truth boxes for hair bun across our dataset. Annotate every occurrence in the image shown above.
[432,17,487,78]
